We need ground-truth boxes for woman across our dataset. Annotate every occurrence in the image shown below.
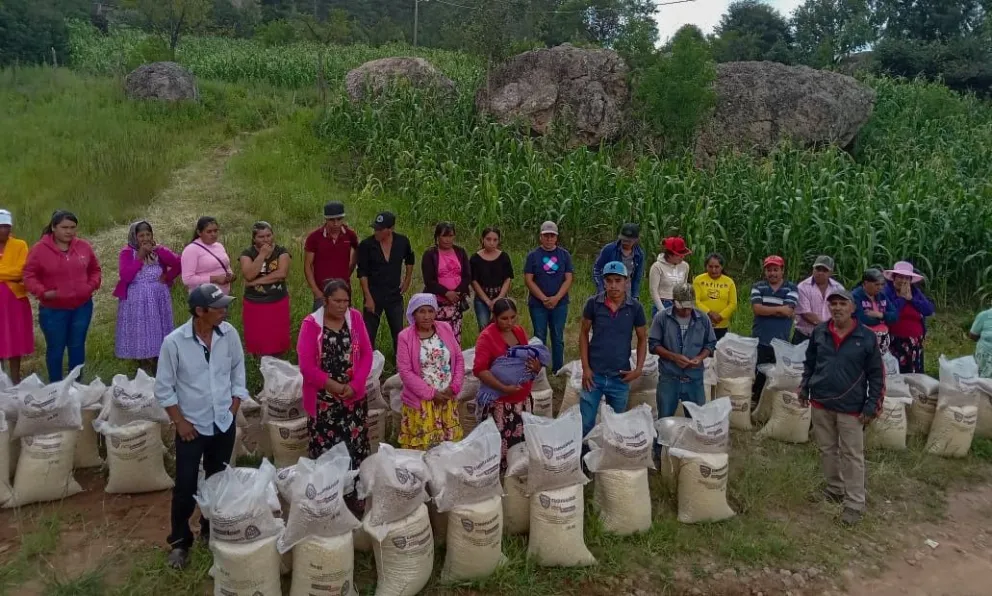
[396,293,465,451]
[113,220,181,369]
[469,227,513,328]
[970,306,992,378]
[692,252,737,340]
[422,222,471,344]
[23,210,101,382]
[649,236,691,316]
[852,268,898,354]
[298,279,374,479]
[474,298,543,472]
[181,216,234,294]
[883,261,935,374]
[240,222,292,356]
[0,209,34,383]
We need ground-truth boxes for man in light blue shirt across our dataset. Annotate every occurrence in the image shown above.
[156,283,248,569]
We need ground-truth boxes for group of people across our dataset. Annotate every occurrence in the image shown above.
[2,203,992,563]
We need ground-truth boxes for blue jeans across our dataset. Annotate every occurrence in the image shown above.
[474,297,492,329]
[38,300,93,382]
[579,373,631,436]
[529,301,568,373]
[656,375,706,418]
[651,299,674,319]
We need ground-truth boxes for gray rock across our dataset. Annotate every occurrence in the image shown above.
[694,61,875,166]
[125,62,197,102]
[345,57,455,102]
[475,43,629,148]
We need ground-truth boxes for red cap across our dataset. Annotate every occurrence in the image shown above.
[663,237,692,257]
[763,255,785,268]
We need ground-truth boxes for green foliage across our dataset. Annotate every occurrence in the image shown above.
[209,0,262,38]
[0,0,71,67]
[791,0,875,67]
[126,36,173,71]
[875,35,992,95]
[254,18,297,46]
[711,0,794,63]
[123,0,213,53]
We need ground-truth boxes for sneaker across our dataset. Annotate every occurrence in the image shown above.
[840,507,863,526]
[167,547,190,570]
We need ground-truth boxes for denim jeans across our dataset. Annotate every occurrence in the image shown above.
[474,297,492,329]
[651,299,674,319]
[38,300,93,382]
[529,301,568,373]
[656,375,706,418]
[579,373,631,436]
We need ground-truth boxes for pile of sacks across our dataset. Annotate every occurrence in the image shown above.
[656,397,736,524]
[753,339,811,444]
[559,351,661,418]
[866,353,913,451]
[256,357,309,468]
[584,404,656,535]
[714,333,759,431]
[925,355,981,458]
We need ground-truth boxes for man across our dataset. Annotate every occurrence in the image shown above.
[524,221,574,373]
[750,255,799,402]
[592,223,645,299]
[649,283,717,418]
[304,201,359,311]
[578,261,647,436]
[357,211,414,355]
[793,255,844,345]
[155,283,248,569]
[799,289,884,526]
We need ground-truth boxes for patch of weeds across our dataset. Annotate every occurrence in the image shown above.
[112,544,212,596]
[971,438,992,462]
[44,569,106,596]
[0,514,64,591]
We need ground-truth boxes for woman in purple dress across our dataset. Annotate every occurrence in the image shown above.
[113,221,181,370]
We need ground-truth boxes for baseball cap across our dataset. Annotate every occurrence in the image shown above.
[372,211,396,230]
[540,221,559,236]
[763,255,785,268]
[619,223,640,241]
[663,236,692,257]
[672,283,696,309]
[0,209,11,226]
[188,283,235,310]
[324,202,345,219]
[813,255,835,271]
[827,289,853,303]
[602,261,628,278]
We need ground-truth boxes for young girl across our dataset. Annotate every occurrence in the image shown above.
[469,227,513,328]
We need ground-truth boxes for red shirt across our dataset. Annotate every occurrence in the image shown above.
[889,303,925,339]
[473,324,533,405]
[304,225,358,288]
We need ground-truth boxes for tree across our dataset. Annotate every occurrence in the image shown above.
[211,0,262,37]
[125,0,213,55]
[874,0,985,41]
[791,0,875,67]
[711,0,795,63]
[0,0,71,66]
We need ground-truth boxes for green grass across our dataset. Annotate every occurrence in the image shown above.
[0,514,64,592]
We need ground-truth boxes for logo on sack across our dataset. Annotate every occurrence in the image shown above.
[289,407,300,418]
[277,469,290,479]
[305,483,317,500]
[244,525,261,540]
[954,411,964,423]
[395,468,410,484]
[461,518,475,532]
[541,445,553,460]
[279,428,290,439]
[392,536,407,549]
[24,436,34,447]
[539,494,551,509]
[700,465,712,478]
[463,466,475,475]
[111,436,122,449]
[342,581,350,595]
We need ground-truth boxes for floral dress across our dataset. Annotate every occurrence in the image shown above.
[398,333,463,450]
[479,399,530,475]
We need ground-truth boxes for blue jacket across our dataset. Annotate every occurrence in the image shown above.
[648,307,717,381]
[851,285,898,328]
[593,240,645,299]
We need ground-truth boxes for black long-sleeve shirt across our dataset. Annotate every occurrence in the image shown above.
[801,320,885,417]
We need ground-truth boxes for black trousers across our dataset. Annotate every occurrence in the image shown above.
[714,328,729,341]
[168,423,236,550]
[792,329,811,345]
[363,296,405,356]
[751,344,777,404]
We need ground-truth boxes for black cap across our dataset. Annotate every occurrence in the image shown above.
[324,202,345,219]
[372,211,396,230]
[619,223,640,241]
[188,283,235,310]
[826,289,854,303]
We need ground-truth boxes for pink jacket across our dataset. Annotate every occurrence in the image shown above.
[23,235,102,310]
[113,245,182,300]
[181,241,231,294]
[396,322,465,410]
[298,307,373,417]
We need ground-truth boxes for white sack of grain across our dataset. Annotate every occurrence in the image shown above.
[368,408,386,453]
[74,404,104,469]
[938,354,979,395]
[626,388,657,418]
[502,474,530,535]
[528,484,596,567]
[103,369,169,427]
[441,496,504,582]
[628,352,660,393]
[904,373,939,435]
[975,379,992,440]
[530,389,554,418]
[425,418,502,512]
[867,397,913,450]
[258,356,305,422]
[210,534,282,596]
[12,367,83,438]
[278,442,361,553]
[716,377,753,431]
[658,446,678,494]
[96,420,174,494]
[383,374,403,413]
[3,430,82,508]
[266,417,309,468]
[593,468,651,535]
[196,459,285,543]
[655,397,733,455]
[229,426,248,468]
[673,451,735,524]
[752,366,777,424]
[289,533,358,596]
[755,391,811,444]
[366,350,388,411]
[369,503,434,596]
[714,333,759,380]
[703,357,717,401]
[0,412,10,504]
[556,360,584,415]
[584,404,656,472]
[882,352,913,399]
[522,406,588,494]
[428,500,447,547]
[754,339,807,424]
[457,399,478,435]
[358,444,431,540]
[925,405,979,458]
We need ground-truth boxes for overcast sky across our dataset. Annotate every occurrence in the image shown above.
[654,0,804,43]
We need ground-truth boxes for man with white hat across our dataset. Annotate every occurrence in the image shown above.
[649,283,716,418]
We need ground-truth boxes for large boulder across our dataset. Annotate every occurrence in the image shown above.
[125,62,198,102]
[694,61,875,165]
[345,57,456,102]
[475,44,629,148]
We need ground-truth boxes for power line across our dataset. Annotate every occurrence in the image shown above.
[427,0,697,15]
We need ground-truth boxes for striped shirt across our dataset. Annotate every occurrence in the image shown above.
[750,280,799,346]
[794,276,845,336]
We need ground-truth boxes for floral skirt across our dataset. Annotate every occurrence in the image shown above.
[436,300,463,346]
[478,398,530,474]
[890,335,925,374]
[308,393,370,469]
[398,399,463,451]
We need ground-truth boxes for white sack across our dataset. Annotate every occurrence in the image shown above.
[3,431,82,508]
[289,534,358,596]
[755,391,811,444]
[258,356,305,422]
[13,367,83,438]
[105,369,168,427]
[675,452,735,524]
[714,333,759,380]
[196,459,285,543]
[358,444,431,540]
[867,398,912,450]
[425,418,502,512]
[528,484,596,567]
[594,468,651,535]
[584,404,656,472]
[267,417,309,468]
[440,496,504,582]
[369,504,434,596]
[98,420,174,494]
[210,535,282,596]
[74,405,104,469]
[522,406,588,494]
